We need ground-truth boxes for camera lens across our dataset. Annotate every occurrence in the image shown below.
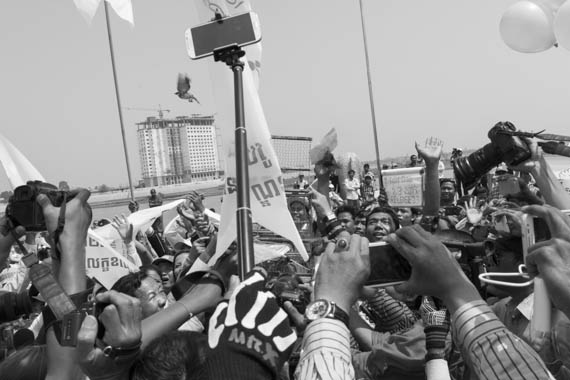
[453,143,502,191]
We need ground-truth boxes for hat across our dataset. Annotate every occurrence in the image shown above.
[328,183,335,189]
[152,255,174,266]
[364,173,373,179]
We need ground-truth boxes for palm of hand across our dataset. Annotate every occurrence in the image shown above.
[415,137,443,163]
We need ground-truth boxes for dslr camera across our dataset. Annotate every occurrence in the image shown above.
[453,121,531,191]
[5,181,76,231]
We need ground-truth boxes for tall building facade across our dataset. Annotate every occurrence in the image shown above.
[137,115,222,187]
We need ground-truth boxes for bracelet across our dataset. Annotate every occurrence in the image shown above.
[175,301,195,320]
[425,350,446,362]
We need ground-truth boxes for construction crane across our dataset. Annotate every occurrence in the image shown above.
[124,105,171,119]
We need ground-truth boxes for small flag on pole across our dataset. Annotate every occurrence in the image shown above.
[73,0,134,26]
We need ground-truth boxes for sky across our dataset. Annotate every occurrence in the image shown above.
[1,0,570,190]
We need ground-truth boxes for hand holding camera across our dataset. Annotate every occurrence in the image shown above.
[385,225,479,312]
[36,188,92,251]
[314,232,370,314]
[76,290,142,380]
[524,205,570,319]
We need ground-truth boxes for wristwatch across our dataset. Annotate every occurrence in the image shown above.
[305,299,349,328]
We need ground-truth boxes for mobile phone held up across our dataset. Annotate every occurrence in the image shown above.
[366,241,411,287]
[185,12,261,60]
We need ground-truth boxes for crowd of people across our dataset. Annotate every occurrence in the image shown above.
[0,128,570,380]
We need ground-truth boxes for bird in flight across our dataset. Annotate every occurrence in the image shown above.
[175,73,200,104]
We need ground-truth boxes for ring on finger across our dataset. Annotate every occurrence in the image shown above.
[336,238,349,250]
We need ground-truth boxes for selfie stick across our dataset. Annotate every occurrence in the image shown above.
[213,42,255,281]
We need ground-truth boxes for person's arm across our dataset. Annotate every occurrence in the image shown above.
[295,233,370,380]
[350,322,426,379]
[39,189,92,380]
[386,225,554,380]
[416,138,443,216]
[142,245,234,348]
[141,281,222,348]
[509,138,570,209]
[524,205,570,320]
[76,291,142,380]
[361,286,416,333]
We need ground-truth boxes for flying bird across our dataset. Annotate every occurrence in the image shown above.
[175,73,200,104]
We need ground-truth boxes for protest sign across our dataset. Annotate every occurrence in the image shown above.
[86,229,138,290]
[381,167,424,207]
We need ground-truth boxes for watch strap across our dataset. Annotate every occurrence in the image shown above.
[330,302,349,328]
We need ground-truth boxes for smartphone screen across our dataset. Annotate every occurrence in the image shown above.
[366,242,411,286]
[191,13,257,58]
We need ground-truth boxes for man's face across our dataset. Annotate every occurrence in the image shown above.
[290,202,307,221]
[156,262,173,291]
[364,165,370,173]
[135,277,168,318]
[348,171,354,179]
[366,212,396,242]
[354,215,366,235]
[440,182,456,202]
[150,189,156,196]
[174,252,190,280]
[396,208,413,227]
[337,211,355,234]
[410,156,418,165]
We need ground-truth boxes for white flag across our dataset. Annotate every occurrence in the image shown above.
[0,133,46,189]
[73,0,134,26]
[192,1,308,262]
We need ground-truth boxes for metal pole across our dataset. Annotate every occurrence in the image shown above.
[104,1,135,201]
[232,63,255,280]
[358,0,383,188]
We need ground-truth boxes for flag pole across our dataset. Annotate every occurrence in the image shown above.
[358,0,383,188]
[104,1,135,201]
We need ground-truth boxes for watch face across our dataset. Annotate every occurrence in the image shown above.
[305,299,331,321]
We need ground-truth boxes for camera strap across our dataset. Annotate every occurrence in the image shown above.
[17,243,77,320]
[51,193,68,261]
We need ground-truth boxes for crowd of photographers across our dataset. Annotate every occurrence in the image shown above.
[0,121,570,379]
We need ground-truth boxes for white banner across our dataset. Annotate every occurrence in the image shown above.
[73,0,134,26]
[0,133,46,189]
[192,1,308,262]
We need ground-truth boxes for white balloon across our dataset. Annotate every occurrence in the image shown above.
[554,0,570,50]
[500,1,556,53]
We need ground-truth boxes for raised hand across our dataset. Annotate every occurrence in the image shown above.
[463,196,485,225]
[36,188,92,250]
[415,137,443,165]
[187,191,205,213]
[111,214,133,244]
[308,187,332,219]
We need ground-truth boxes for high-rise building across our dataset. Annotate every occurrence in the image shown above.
[137,115,222,187]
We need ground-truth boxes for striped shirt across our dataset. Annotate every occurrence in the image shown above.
[453,300,555,380]
[295,318,355,380]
